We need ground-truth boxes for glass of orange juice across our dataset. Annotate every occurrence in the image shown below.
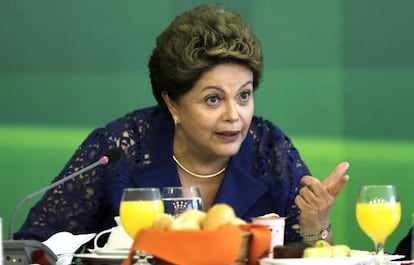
[120,188,164,239]
[356,185,401,255]
[120,188,164,264]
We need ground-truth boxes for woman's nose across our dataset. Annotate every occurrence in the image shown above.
[223,101,239,122]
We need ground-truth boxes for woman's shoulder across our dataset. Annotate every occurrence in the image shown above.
[74,106,163,156]
[248,115,310,177]
[87,106,160,138]
[105,106,160,129]
[249,115,290,144]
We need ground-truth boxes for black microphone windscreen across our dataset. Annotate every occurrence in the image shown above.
[104,149,122,165]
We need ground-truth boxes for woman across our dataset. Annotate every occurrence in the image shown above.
[15,3,349,246]
[394,228,412,259]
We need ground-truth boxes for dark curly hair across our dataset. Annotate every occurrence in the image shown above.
[148,3,264,112]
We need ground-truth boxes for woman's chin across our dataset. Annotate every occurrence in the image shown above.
[214,146,242,158]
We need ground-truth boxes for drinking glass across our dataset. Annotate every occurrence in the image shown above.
[1,217,3,264]
[162,186,203,217]
[411,213,414,260]
[356,185,401,255]
[119,188,164,264]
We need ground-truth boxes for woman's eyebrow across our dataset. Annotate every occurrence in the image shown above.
[201,80,253,93]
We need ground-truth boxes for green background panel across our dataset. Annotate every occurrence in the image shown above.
[1,0,413,255]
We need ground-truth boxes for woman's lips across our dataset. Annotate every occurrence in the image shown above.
[215,130,241,141]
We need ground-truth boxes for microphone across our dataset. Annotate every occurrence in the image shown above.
[8,148,122,240]
[3,149,121,265]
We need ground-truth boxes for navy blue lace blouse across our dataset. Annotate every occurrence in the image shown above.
[14,106,310,244]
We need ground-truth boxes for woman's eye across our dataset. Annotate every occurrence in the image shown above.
[206,95,221,106]
[239,91,251,103]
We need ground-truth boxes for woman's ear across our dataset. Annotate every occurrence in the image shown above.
[161,91,178,118]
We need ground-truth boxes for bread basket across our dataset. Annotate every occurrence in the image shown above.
[233,230,252,265]
[122,224,270,265]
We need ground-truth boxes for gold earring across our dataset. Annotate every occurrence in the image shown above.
[173,116,179,126]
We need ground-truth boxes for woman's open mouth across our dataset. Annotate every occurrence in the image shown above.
[215,130,241,141]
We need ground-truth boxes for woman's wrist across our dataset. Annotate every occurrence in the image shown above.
[300,223,332,242]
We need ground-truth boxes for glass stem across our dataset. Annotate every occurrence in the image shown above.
[375,242,385,255]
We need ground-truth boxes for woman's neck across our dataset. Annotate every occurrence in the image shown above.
[172,135,229,177]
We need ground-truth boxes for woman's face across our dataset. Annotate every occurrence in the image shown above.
[167,63,254,159]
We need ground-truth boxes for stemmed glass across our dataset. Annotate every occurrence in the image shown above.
[356,185,401,255]
[162,186,203,217]
[119,188,164,264]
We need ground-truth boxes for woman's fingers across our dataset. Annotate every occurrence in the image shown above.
[326,174,350,196]
[323,162,350,196]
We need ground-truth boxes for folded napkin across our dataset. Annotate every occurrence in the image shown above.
[43,231,96,265]
[123,223,270,265]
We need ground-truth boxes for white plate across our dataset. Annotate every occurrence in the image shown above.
[259,255,405,265]
[75,252,151,265]
[88,248,130,256]
[74,253,152,265]
[260,256,374,265]
[74,253,129,265]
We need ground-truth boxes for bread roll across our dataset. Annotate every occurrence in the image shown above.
[230,217,247,226]
[152,213,174,230]
[201,203,236,230]
[179,209,206,225]
[171,217,201,230]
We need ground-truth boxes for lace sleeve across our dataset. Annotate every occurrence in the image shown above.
[13,107,163,241]
[250,117,310,243]
[279,136,309,243]
[13,126,127,240]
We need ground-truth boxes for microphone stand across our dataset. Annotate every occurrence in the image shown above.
[3,149,120,265]
[8,157,107,240]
